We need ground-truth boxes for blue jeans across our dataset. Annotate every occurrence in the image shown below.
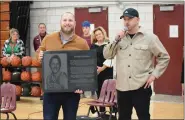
[43,92,80,120]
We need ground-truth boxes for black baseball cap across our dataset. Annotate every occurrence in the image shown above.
[120,8,139,19]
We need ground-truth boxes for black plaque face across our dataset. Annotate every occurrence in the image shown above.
[42,50,97,93]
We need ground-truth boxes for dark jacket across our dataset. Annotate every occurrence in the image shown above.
[33,33,47,51]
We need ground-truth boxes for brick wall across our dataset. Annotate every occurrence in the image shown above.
[0,2,10,58]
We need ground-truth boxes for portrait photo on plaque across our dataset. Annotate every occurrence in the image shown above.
[42,50,97,93]
[43,53,68,92]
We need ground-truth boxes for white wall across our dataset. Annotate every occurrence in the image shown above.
[30,7,74,55]
[30,2,153,56]
[108,4,153,41]
[30,1,116,8]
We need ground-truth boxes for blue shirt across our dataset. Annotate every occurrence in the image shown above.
[60,31,74,44]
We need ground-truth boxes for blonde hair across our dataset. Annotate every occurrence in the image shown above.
[91,26,109,44]
[9,28,20,39]
[61,12,75,20]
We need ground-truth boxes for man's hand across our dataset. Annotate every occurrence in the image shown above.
[118,30,126,39]
[75,89,83,94]
[144,75,156,89]
[114,30,127,43]
[97,66,103,74]
[39,50,44,62]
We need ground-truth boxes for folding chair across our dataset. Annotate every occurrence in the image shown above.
[1,82,17,120]
[86,79,116,120]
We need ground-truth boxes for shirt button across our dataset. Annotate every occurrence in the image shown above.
[128,65,130,67]
[129,76,131,79]
[129,54,131,56]
[130,43,132,45]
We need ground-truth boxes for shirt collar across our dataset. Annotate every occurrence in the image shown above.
[137,26,145,35]
[126,26,145,35]
[95,41,108,46]
[39,32,47,37]
[60,31,74,44]
[8,39,20,44]
[126,26,145,38]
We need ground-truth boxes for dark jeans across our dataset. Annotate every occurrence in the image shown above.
[43,92,80,120]
[117,85,152,120]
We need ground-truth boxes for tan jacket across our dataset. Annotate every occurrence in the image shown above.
[103,27,170,91]
[35,32,89,59]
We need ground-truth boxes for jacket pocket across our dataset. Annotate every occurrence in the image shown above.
[134,44,150,60]
[117,44,129,59]
[119,44,128,50]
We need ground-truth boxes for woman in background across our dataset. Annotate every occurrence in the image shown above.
[2,28,25,100]
[90,26,113,116]
[2,28,25,58]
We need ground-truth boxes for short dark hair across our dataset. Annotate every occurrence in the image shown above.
[38,23,46,28]
[49,55,61,68]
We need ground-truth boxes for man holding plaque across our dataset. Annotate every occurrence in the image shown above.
[36,12,89,120]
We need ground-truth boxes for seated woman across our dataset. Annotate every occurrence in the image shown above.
[2,28,25,59]
[2,28,25,100]
[90,26,114,116]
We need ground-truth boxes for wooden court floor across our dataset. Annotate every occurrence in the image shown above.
[1,97,184,119]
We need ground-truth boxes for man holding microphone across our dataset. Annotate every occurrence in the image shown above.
[103,8,170,120]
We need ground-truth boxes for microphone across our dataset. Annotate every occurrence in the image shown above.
[115,26,128,44]
[110,27,128,64]
[123,26,128,32]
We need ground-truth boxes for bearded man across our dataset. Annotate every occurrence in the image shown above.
[36,12,89,120]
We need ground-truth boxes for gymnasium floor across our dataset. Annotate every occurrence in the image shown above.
[1,94,184,120]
